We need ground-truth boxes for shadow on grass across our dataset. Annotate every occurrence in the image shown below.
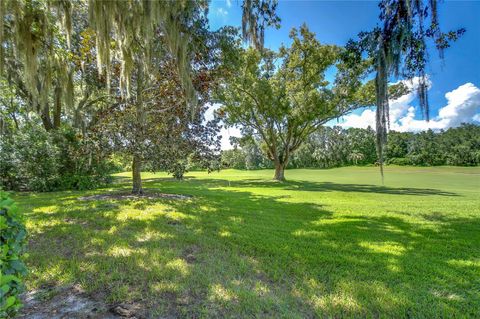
[161,176,460,197]
[18,177,477,318]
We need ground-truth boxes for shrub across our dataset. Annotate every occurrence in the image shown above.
[0,125,115,192]
[387,157,412,166]
[0,192,27,318]
[0,126,60,191]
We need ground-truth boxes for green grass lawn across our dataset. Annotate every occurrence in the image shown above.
[14,166,480,318]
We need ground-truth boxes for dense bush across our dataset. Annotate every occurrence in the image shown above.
[0,126,60,191]
[387,157,412,166]
[0,125,116,192]
[0,192,27,318]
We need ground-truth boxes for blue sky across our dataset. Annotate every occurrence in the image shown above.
[207,0,480,148]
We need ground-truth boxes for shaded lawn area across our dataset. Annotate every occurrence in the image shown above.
[14,167,480,318]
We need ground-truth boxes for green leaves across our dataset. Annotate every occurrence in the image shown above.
[218,25,370,179]
[0,192,27,318]
[0,125,115,192]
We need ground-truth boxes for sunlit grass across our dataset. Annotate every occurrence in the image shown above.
[14,166,480,318]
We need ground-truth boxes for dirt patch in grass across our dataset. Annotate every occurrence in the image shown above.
[78,190,192,201]
[182,245,201,264]
[18,284,144,318]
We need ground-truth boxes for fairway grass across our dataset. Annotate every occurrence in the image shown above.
[14,166,480,318]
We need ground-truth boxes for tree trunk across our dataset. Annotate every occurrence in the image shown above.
[132,155,143,194]
[132,60,145,195]
[273,163,285,181]
[41,105,54,131]
[53,86,62,129]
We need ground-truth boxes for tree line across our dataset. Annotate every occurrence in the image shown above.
[222,123,480,169]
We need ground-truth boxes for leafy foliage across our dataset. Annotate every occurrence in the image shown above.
[143,103,222,180]
[93,44,223,189]
[0,1,236,194]
[0,192,27,318]
[0,125,115,192]
[218,25,377,180]
[391,124,480,166]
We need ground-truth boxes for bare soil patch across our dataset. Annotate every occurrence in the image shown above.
[182,245,201,264]
[18,284,143,318]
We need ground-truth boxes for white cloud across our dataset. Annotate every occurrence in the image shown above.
[438,83,480,127]
[216,8,228,17]
[226,0,232,8]
[338,81,480,132]
[204,103,218,123]
[337,109,376,129]
[220,126,242,150]
[337,77,422,130]
[204,103,241,150]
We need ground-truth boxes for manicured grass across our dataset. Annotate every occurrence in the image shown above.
[14,166,480,318]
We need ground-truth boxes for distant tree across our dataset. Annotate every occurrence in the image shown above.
[346,127,377,164]
[288,139,317,169]
[439,124,480,166]
[222,124,480,170]
[221,149,247,170]
[315,127,354,168]
[230,135,272,170]
[386,131,414,160]
[217,26,380,181]
[407,129,443,166]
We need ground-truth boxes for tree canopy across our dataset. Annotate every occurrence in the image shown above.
[217,25,398,180]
